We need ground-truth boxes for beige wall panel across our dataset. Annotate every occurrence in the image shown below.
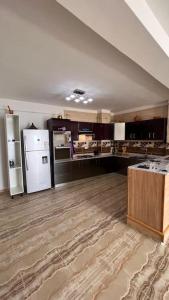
[97,112,111,123]
[64,110,97,122]
[112,105,168,122]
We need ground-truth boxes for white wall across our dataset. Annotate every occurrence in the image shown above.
[0,99,64,190]
[0,98,100,190]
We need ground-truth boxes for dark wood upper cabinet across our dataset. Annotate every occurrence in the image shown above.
[93,123,114,140]
[70,121,79,140]
[93,123,104,140]
[125,118,167,141]
[78,122,93,132]
[104,124,114,140]
[47,118,71,131]
[47,118,167,142]
[143,118,167,141]
[125,122,132,140]
[125,121,142,140]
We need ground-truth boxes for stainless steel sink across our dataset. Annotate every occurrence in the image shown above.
[137,164,150,169]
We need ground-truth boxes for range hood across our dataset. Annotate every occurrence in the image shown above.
[78,123,93,134]
[78,130,93,133]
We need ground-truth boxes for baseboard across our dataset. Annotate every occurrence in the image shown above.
[127,215,164,242]
[55,177,90,188]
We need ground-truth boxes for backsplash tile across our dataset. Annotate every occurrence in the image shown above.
[113,141,167,156]
[73,140,168,156]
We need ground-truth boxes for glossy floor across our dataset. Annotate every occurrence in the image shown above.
[0,174,169,300]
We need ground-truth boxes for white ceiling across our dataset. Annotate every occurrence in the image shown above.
[0,0,168,113]
[58,0,169,89]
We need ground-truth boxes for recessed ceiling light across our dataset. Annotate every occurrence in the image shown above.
[79,96,84,101]
[88,98,93,102]
[83,100,88,104]
[70,94,75,99]
[74,99,80,103]
[66,97,71,101]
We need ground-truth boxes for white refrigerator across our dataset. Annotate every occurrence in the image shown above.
[23,129,51,193]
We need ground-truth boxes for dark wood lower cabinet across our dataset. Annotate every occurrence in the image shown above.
[54,156,143,185]
[54,161,72,184]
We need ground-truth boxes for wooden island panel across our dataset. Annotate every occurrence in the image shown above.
[163,175,169,232]
[127,168,169,241]
[128,168,164,231]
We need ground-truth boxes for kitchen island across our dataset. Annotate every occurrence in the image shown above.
[128,158,169,242]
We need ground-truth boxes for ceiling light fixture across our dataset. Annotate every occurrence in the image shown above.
[65,96,71,101]
[79,96,84,101]
[65,89,94,105]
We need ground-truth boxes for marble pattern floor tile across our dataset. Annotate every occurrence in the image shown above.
[0,173,169,299]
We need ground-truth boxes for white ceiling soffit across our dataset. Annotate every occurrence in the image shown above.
[0,0,169,113]
[146,0,169,37]
[57,0,169,89]
[125,0,169,58]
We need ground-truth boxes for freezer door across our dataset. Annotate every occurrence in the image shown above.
[23,130,49,151]
[25,150,51,193]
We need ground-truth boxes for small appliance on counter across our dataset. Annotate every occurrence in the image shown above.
[53,131,72,160]
[22,129,51,193]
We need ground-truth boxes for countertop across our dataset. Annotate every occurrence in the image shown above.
[54,152,160,164]
[54,153,131,163]
[129,156,169,175]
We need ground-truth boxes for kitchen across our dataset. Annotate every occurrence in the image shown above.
[0,0,169,299]
[47,115,168,187]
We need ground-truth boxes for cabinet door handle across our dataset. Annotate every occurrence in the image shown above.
[148,132,151,139]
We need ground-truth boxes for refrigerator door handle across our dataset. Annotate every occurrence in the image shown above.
[25,153,29,171]
[24,136,27,152]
